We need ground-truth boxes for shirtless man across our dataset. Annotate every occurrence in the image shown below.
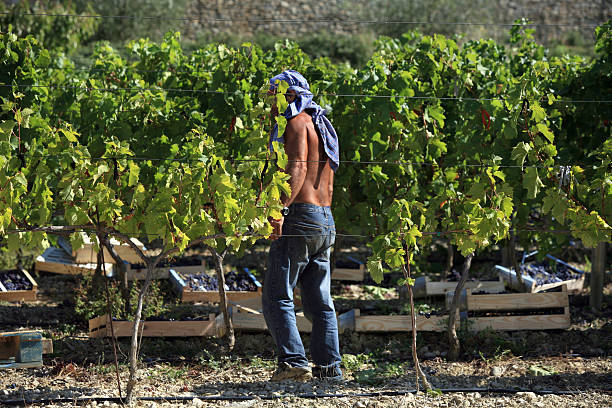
[262,70,342,382]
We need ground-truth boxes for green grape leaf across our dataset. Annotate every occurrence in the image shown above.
[523,167,544,199]
[511,142,531,168]
[367,259,385,284]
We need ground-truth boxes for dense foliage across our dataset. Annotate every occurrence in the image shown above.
[0,21,610,281]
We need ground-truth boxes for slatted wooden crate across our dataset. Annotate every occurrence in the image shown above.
[352,309,453,332]
[58,235,145,264]
[0,331,53,369]
[0,269,38,302]
[464,285,570,331]
[332,257,365,281]
[123,258,206,280]
[216,306,355,335]
[331,265,365,281]
[413,276,505,298]
[231,306,313,333]
[88,314,218,338]
[34,247,114,276]
[169,269,262,303]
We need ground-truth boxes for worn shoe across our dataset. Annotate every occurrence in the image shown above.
[312,365,343,381]
[270,362,313,382]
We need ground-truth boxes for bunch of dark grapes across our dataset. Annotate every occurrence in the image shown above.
[186,271,257,292]
[224,271,257,292]
[519,261,579,286]
[186,274,218,291]
[553,263,579,281]
[0,270,32,291]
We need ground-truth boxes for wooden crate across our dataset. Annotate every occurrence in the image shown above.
[170,269,262,304]
[217,306,355,335]
[413,276,505,298]
[59,235,145,264]
[465,285,570,331]
[0,331,53,369]
[495,265,585,293]
[88,314,217,338]
[231,307,313,333]
[332,264,365,281]
[34,247,114,276]
[123,259,206,280]
[353,309,452,332]
[0,269,38,302]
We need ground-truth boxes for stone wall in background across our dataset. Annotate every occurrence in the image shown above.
[184,0,369,37]
[498,0,611,42]
[184,0,611,42]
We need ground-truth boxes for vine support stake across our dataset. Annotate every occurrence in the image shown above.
[590,242,606,311]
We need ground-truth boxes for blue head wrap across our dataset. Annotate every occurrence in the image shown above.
[268,70,339,172]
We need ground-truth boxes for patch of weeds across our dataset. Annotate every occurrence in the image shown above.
[89,363,128,375]
[426,388,443,397]
[147,364,188,381]
[197,350,242,370]
[478,345,511,364]
[249,357,275,370]
[342,353,371,371]
[528,365,558,376]
[353,361,408,385]
[461,327,525,359]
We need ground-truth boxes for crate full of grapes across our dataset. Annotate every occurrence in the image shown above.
[170,268,262,303]
[495,252,585,293]
[0,269,38,302]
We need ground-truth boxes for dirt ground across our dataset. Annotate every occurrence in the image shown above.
[1,270,611,407]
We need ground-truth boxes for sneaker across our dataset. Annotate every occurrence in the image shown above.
[312,365,343,381]
[270,362,313,382]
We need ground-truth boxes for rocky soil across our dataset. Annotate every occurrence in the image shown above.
[1,356,610,407]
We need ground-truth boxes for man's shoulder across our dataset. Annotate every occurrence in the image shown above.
[289,111,313,121]
[286,112,312,130]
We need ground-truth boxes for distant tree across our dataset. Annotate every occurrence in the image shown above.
[0,0,97,52]
[73,0,191,43]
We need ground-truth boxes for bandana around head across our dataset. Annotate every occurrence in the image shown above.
[268,70,339,172]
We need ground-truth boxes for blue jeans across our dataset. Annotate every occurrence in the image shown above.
[263,203,342,374]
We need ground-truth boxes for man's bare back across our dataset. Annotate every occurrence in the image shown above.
[283,111,334,207]
[269,110,334,240]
